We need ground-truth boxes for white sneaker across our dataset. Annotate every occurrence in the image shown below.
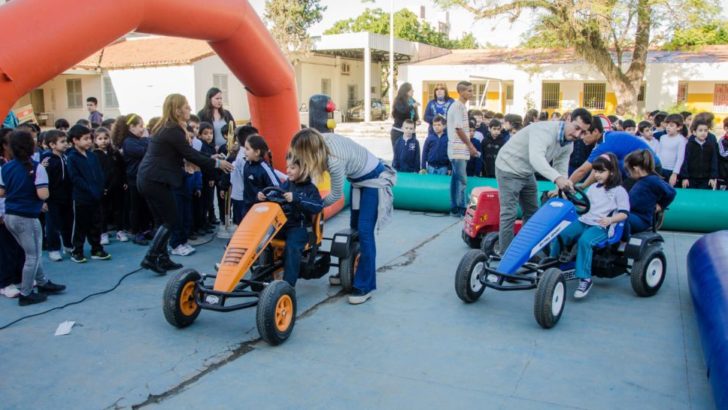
[0,284,20,298]
[63,247,74,255]
[116,231,129,242]
[48,251,63,262]
[183,243,196,254]
[100,233,110,245]
[348,290,373,305]
[171,244,193,256]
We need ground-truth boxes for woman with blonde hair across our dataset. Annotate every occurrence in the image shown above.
[289,128,396,305]
[137,94,233,274]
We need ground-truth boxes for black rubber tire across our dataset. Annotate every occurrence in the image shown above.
[163,269,202,328]
[256,280,297,346]
[339,242,360,293]
[534,268,566,329]
[461,230,481,249]
[630,245,666,297]
[454,250,487,303]
[480,232,500,256]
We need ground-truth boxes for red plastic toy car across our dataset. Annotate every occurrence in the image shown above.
[461,187,522,255]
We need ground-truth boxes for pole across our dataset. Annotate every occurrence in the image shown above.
[388,0,394,119]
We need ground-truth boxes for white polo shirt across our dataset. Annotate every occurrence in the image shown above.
[579,184,630,226]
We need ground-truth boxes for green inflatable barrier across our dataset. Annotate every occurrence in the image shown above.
[391,173,728,233]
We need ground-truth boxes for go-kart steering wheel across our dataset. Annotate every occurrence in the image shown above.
[560,187,590,215]
[261,186,288,205]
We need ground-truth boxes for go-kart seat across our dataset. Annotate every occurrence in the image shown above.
[269,212,324,250]
[594,220,625,249]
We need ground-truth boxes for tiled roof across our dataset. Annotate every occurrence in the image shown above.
[412,45,728,65]
[74,36,215,70]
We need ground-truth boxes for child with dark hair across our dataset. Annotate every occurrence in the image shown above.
[421,115,450,175]
[198,122,219,228]
[238,134,280,222]
[624,149,675,233]
[86,97,103,127]
[222,125,260,225]
[93,126,123,245]
[112,113,149,245]
[549,153,629,299]
[652,111,668,136]
[622,119,636,135]
[55,118,70,131]
[392,119,420,173]
[0,130,66,305]
[0,128,25,298]
[719,117,728,186]
[466,118,483,177]
[482,119,509,178]
[657,113,687,186]
[44,130,73,261]
[503,113,523,135]
[680,119,718,189]
[66,124,110,263]
[637,121,659,153]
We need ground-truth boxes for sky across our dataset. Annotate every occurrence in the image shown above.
[248,0,536,48]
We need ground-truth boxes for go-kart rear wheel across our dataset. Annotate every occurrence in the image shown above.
[480,232,500,256]
[163,269,202,328]
[630,245,666,297]
[256,280,297,345]
[462,231,480,249]
[339,242,360,293]
[454,250,487,303]
[534,268,566,329]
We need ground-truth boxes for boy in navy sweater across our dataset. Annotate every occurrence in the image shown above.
[680,119,718,190]
[392,119,420,173]
[66,125,110,263]
[44,130,73,261]
[481,119,509,178]
[466,118,484,177]
[258,154,323,287]
[421,115,450,175]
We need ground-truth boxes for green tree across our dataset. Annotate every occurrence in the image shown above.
[665,22,728,49]
[265,0,326,65]
[438,0,719,116]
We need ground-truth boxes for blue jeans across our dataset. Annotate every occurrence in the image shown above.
[349,162,385,294]
[549,221,607,280]
[450,159,467,212]
[282,226,309,287]
[427,165,448,175]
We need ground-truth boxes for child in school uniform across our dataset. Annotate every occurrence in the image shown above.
[44,130,73,261]
[224,125,260,225]
[113,113,149,245]
[93,127,120,245]
[719,117,728,186]
[637,121,660,153]
[0,128,25,298]
[680,119,718,190]
[198,122,219,229]
[624,150,676,234]
[481,119,509,178]
[239,135,280,221]
[258,153,324,287]
[657,114,687,186]
[421,115,450,175]
[392,119,420,173]
[466,118,484,177]
[66,124,111,263]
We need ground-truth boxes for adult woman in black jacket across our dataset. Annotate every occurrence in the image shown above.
[138,94,233,274]
[197,87,235,149]
[390,82,419,148]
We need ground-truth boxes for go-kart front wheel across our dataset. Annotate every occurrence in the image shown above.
[480,232,500,256]
[256,280,297,345]
[455,250,487,303]
[339,242,360,293]
[163,269,202,328]
[534,268,566,329]
[630,245,666,297]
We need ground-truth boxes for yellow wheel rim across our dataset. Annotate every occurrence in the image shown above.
[274,294,293,332]
[179,281,198,316]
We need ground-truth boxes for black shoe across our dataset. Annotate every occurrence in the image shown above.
[71,253,87,263]
[91,250,112,260]
[143,231,154,240]
[37,280,66,294]
[19,292,47,306]
[159,254,183,271]
[132,235,149,246]
[188,233,198,240]
[141,255,167,275]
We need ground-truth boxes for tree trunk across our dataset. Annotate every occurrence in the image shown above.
[611,79,639,117]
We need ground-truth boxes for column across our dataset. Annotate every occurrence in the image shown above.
[364,44,372,123]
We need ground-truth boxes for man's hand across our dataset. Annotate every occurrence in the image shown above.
[283,192,294,202]
[468,146,480,157]
[218,160,233,173]
[682,179,689,188]
[257,192,266,201]
[669,173,677,187]
[555,176,574,192]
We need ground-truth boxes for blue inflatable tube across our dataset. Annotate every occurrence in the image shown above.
[687,231,728,409]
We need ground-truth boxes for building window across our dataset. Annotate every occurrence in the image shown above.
[341,63,351,76]
[637,84,645,102]
[468,83,486,108]
[66,78,83,109]
[213,74,229,104]
[103,75,119,108]
[714,83,728,113]
[541,83,560,109]
[677,82,687,104]
[506,84,513,101]
[321,78,331,96]
[583,83,606,110]
[347,84,357,108]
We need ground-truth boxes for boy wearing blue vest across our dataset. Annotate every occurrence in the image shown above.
[392,119,420,173]
[66,125,110,263]
[421,115,450,175]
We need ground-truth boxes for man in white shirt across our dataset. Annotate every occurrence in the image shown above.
[495,108,593,254]
[446,81,480,216]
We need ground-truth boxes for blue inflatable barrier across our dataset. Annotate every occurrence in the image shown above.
[687,231,728,410]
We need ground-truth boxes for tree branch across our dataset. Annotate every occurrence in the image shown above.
[448,0,555,19]
[625,0,650,83]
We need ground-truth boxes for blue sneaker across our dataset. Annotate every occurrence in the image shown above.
[574,279,593,299]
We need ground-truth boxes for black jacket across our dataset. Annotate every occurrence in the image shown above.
[137,125,216,188]
[481,132,510,178]
[680,136,718,180]
[66,149,105,205]
[242,159,279,206]
[280,178,323,229]
[121,133,148,184]
[392,99,418,128]
[200,141,218,183]
[93,148,121,191]
[44,152,72,204]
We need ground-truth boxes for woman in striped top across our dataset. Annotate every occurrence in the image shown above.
[289,129,396,305]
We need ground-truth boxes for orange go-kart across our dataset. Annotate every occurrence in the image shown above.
[162,187,361,345]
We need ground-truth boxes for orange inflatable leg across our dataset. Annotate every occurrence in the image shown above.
[0,0,298,169]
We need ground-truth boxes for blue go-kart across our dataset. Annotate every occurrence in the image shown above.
[454,188,667,329]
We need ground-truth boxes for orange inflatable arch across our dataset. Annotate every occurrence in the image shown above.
[0,0,298,169]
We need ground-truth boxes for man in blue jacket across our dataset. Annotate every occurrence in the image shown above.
[66,124,110,263]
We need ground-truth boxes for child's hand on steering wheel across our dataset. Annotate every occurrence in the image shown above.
[283,192,294,202]
[257,192,266,201]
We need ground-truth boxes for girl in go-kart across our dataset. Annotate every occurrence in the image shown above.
[549,153,630,299]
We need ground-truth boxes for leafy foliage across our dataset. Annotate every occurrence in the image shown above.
[265,0,326,64]
[665,22,728,49]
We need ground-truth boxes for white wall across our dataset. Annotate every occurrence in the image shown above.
[36,73,121,125]
[193,56,251,122]
[298,54,382,110]
[107,66,195,123]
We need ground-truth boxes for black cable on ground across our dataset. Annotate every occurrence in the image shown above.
[0,234,219,331]
[407,210,453,218]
